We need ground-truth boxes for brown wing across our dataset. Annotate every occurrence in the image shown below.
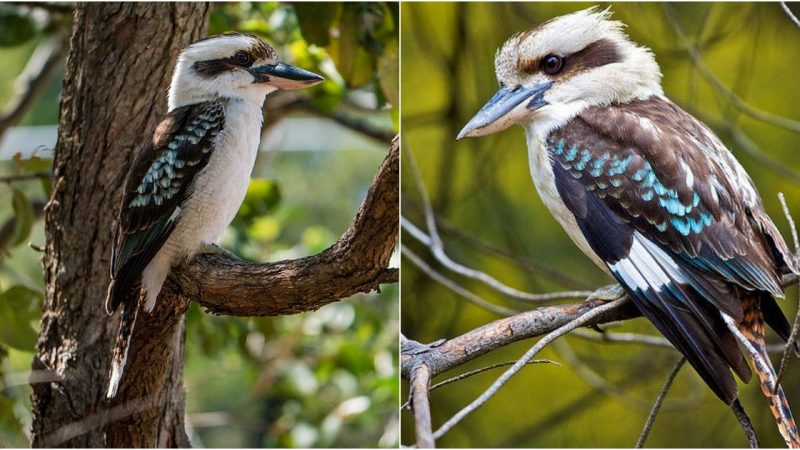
[106,100,225,313]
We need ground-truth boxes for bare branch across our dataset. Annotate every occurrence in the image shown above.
[635,357,685,448]
[732,399,760,448]
[400,359,558,411]
[774,193,800,392]
[0,32,68,140]
[402,245,518,316]
[410,363,435,448]
[662,4,800,134]
[168,137,399,316]
[571,328,675,349]
[401,296,640,381]
[403,139,594,302]
[264,95,395,144]
[431,298,628,440]
[781,2,800,30]
[403,216,594,302]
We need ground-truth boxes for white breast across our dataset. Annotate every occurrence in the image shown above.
[172,98,263,251]
[524,130,611,274]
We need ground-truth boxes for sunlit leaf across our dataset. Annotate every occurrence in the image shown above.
[0,285,42,351]
[11,188,34,246]
[377,37,398,108]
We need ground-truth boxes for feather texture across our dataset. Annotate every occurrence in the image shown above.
[546,95,798,408]
[106,100,224,314]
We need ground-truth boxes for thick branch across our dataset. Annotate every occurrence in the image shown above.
[410,363,435,448]
[401,295,641,380]
[401,274,798,381]
[168,137,399,316]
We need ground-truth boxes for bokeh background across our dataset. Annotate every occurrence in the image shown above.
[401,2,800,447]
[0,2,398,447]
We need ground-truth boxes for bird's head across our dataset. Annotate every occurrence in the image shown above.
[457,7,662,140]
[168,33,324,110]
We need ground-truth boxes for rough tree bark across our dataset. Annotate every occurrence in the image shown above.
[31,3,399,448]
[31,4,211,447]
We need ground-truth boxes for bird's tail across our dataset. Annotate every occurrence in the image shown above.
[106,301,138,398]
[739,294,800,448]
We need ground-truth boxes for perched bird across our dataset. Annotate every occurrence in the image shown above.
[105,33,323,398]
[458,7,800,447]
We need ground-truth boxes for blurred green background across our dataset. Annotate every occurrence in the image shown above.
[401,2,800,448]
[0,2,398,447]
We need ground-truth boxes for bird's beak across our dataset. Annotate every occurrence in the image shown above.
[457,81,553,140]
[248,62,324,90]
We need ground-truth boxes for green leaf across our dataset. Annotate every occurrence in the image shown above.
[377,37,398,108]
[0,11,35,47]
[11,188,34,246]
[294,3,340,47]
[327,4,377,88]
[236,178,281,223]
[0,285,43,351]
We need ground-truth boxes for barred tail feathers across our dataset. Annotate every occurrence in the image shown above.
[739,295,800,448]
[107,303,138,398]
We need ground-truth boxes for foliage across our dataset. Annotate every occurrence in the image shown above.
[0,2,397,447]
[401,2,800,448]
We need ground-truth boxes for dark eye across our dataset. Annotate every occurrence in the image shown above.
[541,54,564,75]
[233,51,252,66]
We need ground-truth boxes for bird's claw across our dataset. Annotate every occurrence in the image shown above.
[587,284,625,302]
[199,243,234,257]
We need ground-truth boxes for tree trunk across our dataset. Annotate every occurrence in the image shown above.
[31,3,211,447]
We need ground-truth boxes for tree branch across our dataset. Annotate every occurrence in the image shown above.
[635,357,685,448]
[168,136,399,316]
[410,362,435,448]
[0,31,68,140]
[401,294,641,381]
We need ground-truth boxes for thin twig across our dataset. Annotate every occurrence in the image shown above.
[781,2,800,30]
[402,216,594,302]
[731,399,760,448]
[410,363,435,448]
[402,245,518,316]
[0,32,68,140]
[401,359,558,411]
[774,193,800,392]
[571,329,675,349]
[663,4,800,134]
[635,357,685,448]
[403,139,594,303]
[430,298,627,440]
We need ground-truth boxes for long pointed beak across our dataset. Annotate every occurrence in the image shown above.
[249,62,324,90]
[457,81,553,140]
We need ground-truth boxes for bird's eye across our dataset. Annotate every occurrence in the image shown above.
[233,51,252,66]
[541,54,564,75]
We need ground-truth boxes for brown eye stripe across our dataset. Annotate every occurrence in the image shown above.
[516,38,621,76]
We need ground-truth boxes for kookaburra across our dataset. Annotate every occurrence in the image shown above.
[458,8,800,446]
[105,33,323,398]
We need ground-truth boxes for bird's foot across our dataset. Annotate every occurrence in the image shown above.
[402,338,446,357]
[198,243,234,257]
[587,284,625,302]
